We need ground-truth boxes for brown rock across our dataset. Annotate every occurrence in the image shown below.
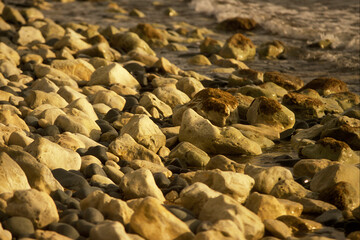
[319,181,359,210]
[258,40,285,59]
[293,159,334,178]
[200,37,223,55]
[302,77,348,96]
[218,17,257,31]
[321,123,360,150]
[219,33,256,61]
[264,71,304,91]
[277,215,322,235]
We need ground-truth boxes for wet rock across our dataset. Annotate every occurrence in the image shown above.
[6,189,59,228]
[245,192,287,220]
[247,96,295,131]
[277,215,322,235]
[270,179,314,199]
[120,114,166,153]
[264,219,292,239]
[263,71,304,91]
[199,194,264,240]
[282,92,325,120]
[245,164,293,194]
[192,169,254,203]
[200,37,223,55]
[109,133,162,165]
[130,197,194,240]
[327,92,359,110]
[0,152,30,194]
[219,33,256,61]
[25,136,81,170]
[169,141,210,167]
[153,86,190,108]
[218,17,257,31]
[301,137,359,164]
[288,196,337,215]
[293,158,334,178]
[179,108,262,155]
[302,77,348,96]
[260,82,288,98]
[51,59,95,85]
[25,90,68,109]
[258,40,285,59]
[319,181,359,210]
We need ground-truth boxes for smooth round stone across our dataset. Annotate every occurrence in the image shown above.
[153,172,171,188]
[51,189,71,204]
[44,125,60,137]
[123,95,139,111]
[315,209,344,226]
[76,219,95,237]
[103,108,121,123]
[55,200,67,211]
[65,198,81,210]
[96,119,116,134]
[60,209,81,219]
[60,213,79,226]
[186,219,202,233]
[84,146,108,163]
[52,169,91,199]
[3,216,34,238]
[24,115,39,128]
[76,148,88,156]
[84,163,107,178]
[167,175,189,193]
[82,207,104,224]
[167,158,187,169]
[49,223,80,239]
[120,166,134,175]
[165,205,195,221]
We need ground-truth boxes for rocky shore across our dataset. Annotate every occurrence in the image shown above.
[0,0,359,239]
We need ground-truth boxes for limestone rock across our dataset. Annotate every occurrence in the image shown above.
[91,90,126,111]
[78,42,120,62]
[6,189,59,228]
[293,159,334,178]
[54,30,91,52]
[109,134,163,165]
[245,164,293,194]
[131,23,168,47]
[302,77,348,96]
[219,33,256,61]
[25,137,81,170]
[247,96,295,131]
[232,123,280,141]
[120,169,165,201]
[179,108,262,155]
[288,196,337,214]
[264,71,304,91]
[169,141,210,167]
[153,86,190,108]
[17,26,45,46]
[194,220,245,240]
[30,77,60,93]
[192,169,254,203]
[34,64,78,88]
[0,152,30,194]
[139,92,173,118]
[51,59,95,85]
[25,90,68,109]
[2,6,26,25]
[35,230,72,240]
[199,195,264,240]
[120,114,166,153]
[130,197,194,240]
[0,59,21,78]
[206,155,245,173]
[90,221,130,240]
[276,215,322,235]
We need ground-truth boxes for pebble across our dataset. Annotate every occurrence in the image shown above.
[82,207,104,224]
[3,216,34,238]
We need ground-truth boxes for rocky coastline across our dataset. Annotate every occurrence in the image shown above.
[0,0,359,239]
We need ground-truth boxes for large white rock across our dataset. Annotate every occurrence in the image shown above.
[130,197,195,240]
[0,152,31,194]
[25,137,81,170]
[120,114,166,153]
[179,108,262,155]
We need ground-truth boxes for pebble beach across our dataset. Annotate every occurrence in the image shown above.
[0,0,359,239]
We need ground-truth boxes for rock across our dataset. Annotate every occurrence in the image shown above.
[129,160,171,178]
[31,77,60,93]
[219,33,256,60]
[176,77,204,99]
[79,42,120,62]
[8,131,33,147]
[90,174,115,188]
[0,109,29,132]
[239,128,275,148]
[48,223,80,239]
[206,154,245,173]
[111,32,155,56]
[25,90,68,109]
[237,85,277,99]
[218,17,257,31]
[91,89,126,111]
[153,86,190,108]
[245,192,288,220]
[258,40,285,60]
[34,64,78,88]
[232,123,280,141]
[80,190,134,225]
[90,221,130,240]
[2,6,26,25]
[293,159,334,178]
[35,229,72,240]
[244,164,293,194]
[120,168,165,201]
[54,108,102,140]
[327,92,359,110]
[166,43,188,51]
[277,215,322,235]
[17,26,45,46]
[3,216,34,238]
[200,37,223,55]
[247,96,295,131]
[82,207,104,224]
[6,189,59,228]
[153,57,181,75]
[25,136,82,170]
[319,181,359,210]
[0,222,11,240]
[282,92,325,120]
[0,42,20,66]
[288,196,337,215]
[51,59,95,85]
[188,54,211,66]
[131,23,168,47]
[301,137,359,164]
[264,219,292,239]
[194,220,245,240]
[179,108,262,155]
[199,195,264,240]
[270,179,314,199]
[302,77,348,96]
[67,97,98,121]
[109,133,163,165]
[169,141,210,167]
[130,197,195,240]
[139,92,173,118]
[0,152,31,194]
[54,30,91,52]
[103,165,124,184]
[264,71,304,91]
[192,169,254,203]
[120,114,166,153]
[260,82,288,98]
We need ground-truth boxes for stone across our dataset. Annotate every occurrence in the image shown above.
[90,221,130,240]
[282,92,325,120]
[239,128,275,148]
[200,37,223,55]
[153,57,181,75]
[80,190,134,225]
[260,82,289,98]
[206,154,245,173]
[129,160,172,178]
[319,181,359,210]
[34,64,78,88]
[245,192,287,220]
[8,131,33,147]
[270,179,314,199]
[192,169,254,203]
[111,32,155,56]
[130,197,194,240]
[247,96,295,131]
[327,92,359,110]
[103,165,123,184]
[302,77,348,96]
[54,108,102,140]
[25,90,68,109]
[48,223,79,239]
[109,133,162,165]
[194,220,245,240]
[169,142,210,167]
[264,219,292,239]
[131,23,168,47]
[176,77,204,99]
[67,97,98,121]
[179,108,262,155]
[188,54,211,66]
[31,77,60,93]
[277,198,303,217]
[120,114,166,153]
[2,6,26,25]
[199,195,264,240]
[219,33,256,61]
[293,159,334,178]
[3,216,34,238]
[153,86,190,109]
[0,59,21,78]
[264,71,304,91]
[244,164,293,194]
[218,17,257,31]
[232,123,280,141]
[0,109,29,131]
[91,89,126,111]
[120,169,165,201]
[139,92,173,118]
[0,152,31,194]
[288,196,337,214]
[83,207,104,224]
[276,215,322,234]
[6,189,59,228]
[301,137,359,164]
[0,42,20,66]
[258,40,285,59]
[54,30,91,52]
[79,42,120,62]
[166,43,188,51]
[51,59,95,85]
[237,85,277,99]
[17,26,45,46]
